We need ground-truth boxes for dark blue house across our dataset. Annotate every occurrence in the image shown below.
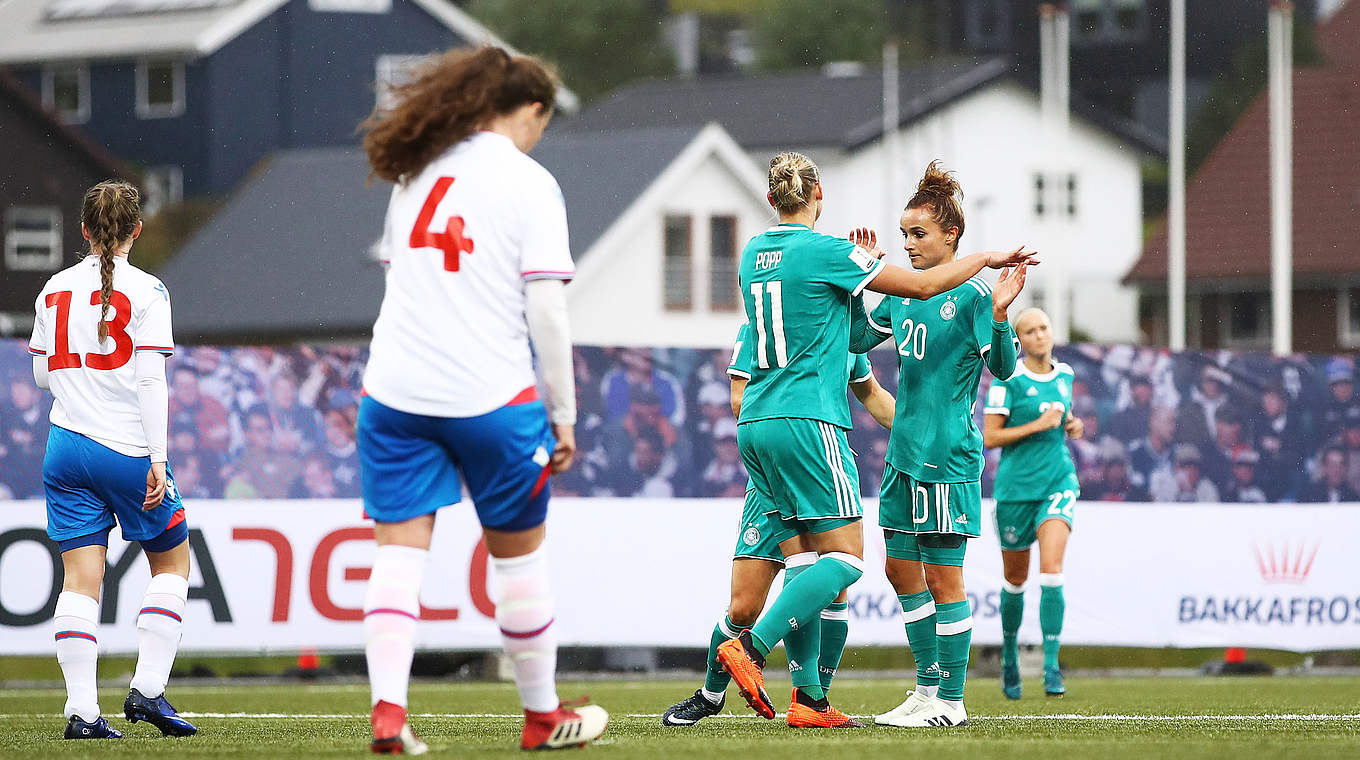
[0,0,576,207]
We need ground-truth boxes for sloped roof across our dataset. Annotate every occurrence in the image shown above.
[1128,1,1360,283]
[0,69,126,178]
[559,56,1163,157]
[160,127,703,341]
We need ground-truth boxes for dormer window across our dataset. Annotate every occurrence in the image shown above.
[136,60,185,119]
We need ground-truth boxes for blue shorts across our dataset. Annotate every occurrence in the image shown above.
[357,395,555,531]
[44,425,188,552]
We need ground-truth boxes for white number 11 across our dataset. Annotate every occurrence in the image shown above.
[751,280,788,368]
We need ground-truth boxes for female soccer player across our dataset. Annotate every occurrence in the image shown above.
[853,161,1028,729]
[982,307,1083,699]
[357,46,605,753]
[716,152,1035,724]
[661,322,894,729]
[30,180,196,740]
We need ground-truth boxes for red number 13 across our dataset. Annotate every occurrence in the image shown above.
[45,290,134,371]
[408,176,474,271]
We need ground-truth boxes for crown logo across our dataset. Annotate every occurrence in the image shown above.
[1252,541,1319,585]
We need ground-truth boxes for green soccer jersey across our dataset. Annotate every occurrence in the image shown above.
[985,361,1080,501]
[868,275,1017,482]
[738,223,885,429]
[727,322,873,385]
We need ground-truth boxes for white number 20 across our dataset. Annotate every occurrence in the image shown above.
[897,318,927,360]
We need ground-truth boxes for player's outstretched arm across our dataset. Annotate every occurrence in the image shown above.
[867,247,1038,301]
[985,264,1026,379]
[851,374,895,429]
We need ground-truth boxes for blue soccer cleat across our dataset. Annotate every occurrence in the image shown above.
[1002,661,1023,700]
[1044,667,1066,697]
[124,688,198,736]
[65,715,124,739]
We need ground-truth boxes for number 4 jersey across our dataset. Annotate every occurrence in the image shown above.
[737,223,884,429]
[985,361,1080,502]
[29,255,175,457]
[364,131,574,418]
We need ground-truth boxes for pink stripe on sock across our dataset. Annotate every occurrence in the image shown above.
[365,608,418,620]
[55,631,96,642]
[139,607,182,622]
[501,618,554,639]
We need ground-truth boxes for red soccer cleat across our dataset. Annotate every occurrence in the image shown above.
[521,701,609,750]
[370,700,427,755]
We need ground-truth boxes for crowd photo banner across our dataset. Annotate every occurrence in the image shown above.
[2,499,1357,655]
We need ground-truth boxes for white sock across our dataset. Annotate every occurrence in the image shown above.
[129,573,188,698]
[493,546,559,713]
[917,684,939,699]
[700,688,724,705]
[54,591,100,722]
[942,698,965,710]
[364,545,427,708]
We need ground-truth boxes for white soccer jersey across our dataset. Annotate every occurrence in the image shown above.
[363,131,574,418]
[29,255,175,457]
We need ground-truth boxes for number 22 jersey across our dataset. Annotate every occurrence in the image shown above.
[364,131,575,419]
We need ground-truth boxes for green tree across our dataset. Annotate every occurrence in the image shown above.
[750,0,890,71]
[468,0,674,102]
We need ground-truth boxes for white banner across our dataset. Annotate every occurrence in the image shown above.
[2,499,1358,654]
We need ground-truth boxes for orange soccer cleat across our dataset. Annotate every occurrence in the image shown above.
[716,631,774,719]
[785,688,865,729]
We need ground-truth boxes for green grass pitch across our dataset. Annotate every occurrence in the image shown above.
[1,676,1357,759]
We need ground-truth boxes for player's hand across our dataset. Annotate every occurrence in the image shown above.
[1064,415,1085,439]
[991,262,1027,320]
[984,246,1040,269]
[144,462,168,510]
[849,227,886,260]
[1034,406,1065,432]
[550,424,576,474]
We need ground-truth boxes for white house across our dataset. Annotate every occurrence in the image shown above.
[565,58,1163,343]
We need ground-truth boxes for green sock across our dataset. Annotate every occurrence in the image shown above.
[935,599,972,702]
[750,554,863,660]
[897,591,939,688]
[1000,585,1025,665]
[818,601,849,691]
[703,616,742,694]
[781,557,823,698]
[1039,575,1065,671]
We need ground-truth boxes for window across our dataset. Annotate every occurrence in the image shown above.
[136,60,185,119]
[309,0,391,12]
[709,215,738,311]
[1033,175,1046,217]
[1066,175,1078,217]
[964,0,1010,50]
[1340,287,1360,349]
[1033,172,1078,219]
[375,54,432,113]
[1222,292,1270,348]
[663,215,692,311]
[140,166,183,218]
[1070,0,1147,44]
[42,64,89,123]
[4,207,63,272]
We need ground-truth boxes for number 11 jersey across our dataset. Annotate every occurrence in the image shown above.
[364,131,575,419]
[737,223,884,429]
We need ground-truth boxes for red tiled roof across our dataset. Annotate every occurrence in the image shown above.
[1128,3,1360,283]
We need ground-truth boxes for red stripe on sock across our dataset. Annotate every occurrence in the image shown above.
[55,631,96,642]
[501,618,554,639]
[139,607,182,622]
[364,608,417,620]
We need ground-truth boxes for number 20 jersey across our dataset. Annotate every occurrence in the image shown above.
[29,255,175,457]
[736,223,884,429]
[363,131,575,419]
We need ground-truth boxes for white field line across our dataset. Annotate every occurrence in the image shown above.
[2,712,1358,721]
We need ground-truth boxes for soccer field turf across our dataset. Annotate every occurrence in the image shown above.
[1,676,1357,759]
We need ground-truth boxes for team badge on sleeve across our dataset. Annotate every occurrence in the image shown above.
[742,526,761,546]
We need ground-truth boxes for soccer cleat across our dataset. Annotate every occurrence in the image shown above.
[370,700,428,755]
[1002,661,1023,700]
[785,688,864,728]
[716,631,774,719]
[521,702,608,750]
[873,689,934,726]
[896,697,969,728]
[661,689,724,726]
[1044,667,1066,697]
[64,715,124,739]
[123,689,197,737]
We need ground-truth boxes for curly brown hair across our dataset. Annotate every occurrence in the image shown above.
[80,181,141,341]
[906,160,965,249]
[360,46,557,184]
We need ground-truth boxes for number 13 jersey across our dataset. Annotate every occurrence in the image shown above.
[364,131,574,418]
[29,255,175,457]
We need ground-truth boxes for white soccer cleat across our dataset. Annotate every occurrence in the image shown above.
[873,690,935,726]
[897,697,969,728]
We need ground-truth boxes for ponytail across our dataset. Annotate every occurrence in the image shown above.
[80,181,141,340]
[905,160,965,248]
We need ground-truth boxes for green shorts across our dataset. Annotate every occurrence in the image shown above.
[995,488,1077,552]
[883,531,968,567]
[733,487,798,562]
[878,464,981,538]
[738,417,863,526]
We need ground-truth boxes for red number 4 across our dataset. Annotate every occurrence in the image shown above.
[408,176,474,272]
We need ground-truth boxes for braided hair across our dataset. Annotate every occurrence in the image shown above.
[79,181,141,340]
